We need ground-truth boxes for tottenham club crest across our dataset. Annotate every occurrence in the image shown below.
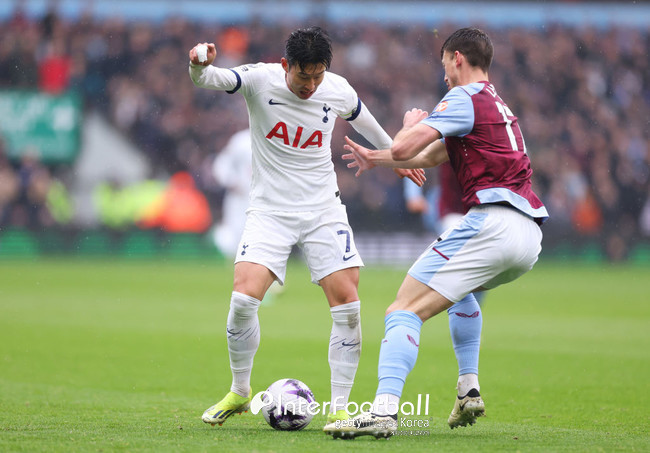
[322,104,331,123]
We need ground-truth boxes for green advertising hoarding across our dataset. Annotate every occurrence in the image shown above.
[0,91,82,164]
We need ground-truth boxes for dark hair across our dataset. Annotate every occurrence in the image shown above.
[284,26,333,71]
[440,28,493,72]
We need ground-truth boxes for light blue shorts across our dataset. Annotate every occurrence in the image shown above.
[408,204,542,302]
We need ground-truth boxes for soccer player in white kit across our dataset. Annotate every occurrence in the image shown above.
[324,27,548,439]
[189,27,425,428]
[211,128,252,258]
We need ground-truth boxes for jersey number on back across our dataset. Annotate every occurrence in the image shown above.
[495,101,527,154]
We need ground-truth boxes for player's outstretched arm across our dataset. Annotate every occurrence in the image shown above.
[346,105,426,185]
[343,136,417,172]
[391,109,441,161]
[188,43,240,92]
[342,136,386,176]
[418,139,449,167]
[343,135,447,174]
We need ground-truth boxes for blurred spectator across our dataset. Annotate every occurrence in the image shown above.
[38,37,71,93]
[6,149,55,229]
[0,8,648,260]
[45,178,74,225]
[0,143,20,227]
[93,179,166,230]
[571,190,603,236]
[217,26,250,67]
[138,171,212,233]
[640,197,650,238]
[0,21,39,87]
[404,162,465,235]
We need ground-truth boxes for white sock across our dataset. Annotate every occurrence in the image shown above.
[457,373,480,396]
[227,291,261,397]
[328,301,361,413]
[372,393,400,416]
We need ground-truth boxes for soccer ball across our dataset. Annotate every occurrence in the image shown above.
[260,378,316,431]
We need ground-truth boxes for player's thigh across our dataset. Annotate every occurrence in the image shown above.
[300,205,364,284]
[320,267,360,307]
[234,210,297,286]
[407,210,491,302]
[409,206,537,302]
[482,207,543,290]
[233,261,277,300]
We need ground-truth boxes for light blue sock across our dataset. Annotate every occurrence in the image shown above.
[376,310,423,398]
[447,293,482,375]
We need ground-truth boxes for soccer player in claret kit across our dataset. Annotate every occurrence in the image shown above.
[188,27,424,429]
[324,27,549,439]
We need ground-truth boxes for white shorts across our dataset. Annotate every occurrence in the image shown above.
[408,204,543,302]
[234,204,364,285]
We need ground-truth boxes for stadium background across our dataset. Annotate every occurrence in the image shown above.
[1,2,649,452]
[0,0,649,264]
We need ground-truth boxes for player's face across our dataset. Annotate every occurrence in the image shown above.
[282,58,326,100]
[441,51,459,89]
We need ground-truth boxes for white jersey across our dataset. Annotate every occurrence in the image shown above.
[213,128,252,201]
[212,128,252,257]
[190,62,391,211]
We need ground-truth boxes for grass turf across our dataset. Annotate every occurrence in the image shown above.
[0,258,648,452]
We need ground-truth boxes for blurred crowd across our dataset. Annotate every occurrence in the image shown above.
[0,5,649,260]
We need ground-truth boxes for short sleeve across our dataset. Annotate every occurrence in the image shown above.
[421,87,475,137]
[230,63,267,97]
[324,73,359,120]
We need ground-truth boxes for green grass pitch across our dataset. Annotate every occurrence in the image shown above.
[1,258,648,452]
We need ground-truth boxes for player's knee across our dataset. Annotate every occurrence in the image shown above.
[321,269,360,306]
[328,292,360,307]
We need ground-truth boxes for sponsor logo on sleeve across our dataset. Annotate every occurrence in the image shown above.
[434,101,448,112]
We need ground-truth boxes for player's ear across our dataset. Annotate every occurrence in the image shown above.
[455,51,463,66]
[281,57,289,72]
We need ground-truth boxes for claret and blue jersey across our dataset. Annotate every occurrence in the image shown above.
[422,81,549,224]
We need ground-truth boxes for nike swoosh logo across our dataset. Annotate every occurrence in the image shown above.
[268,99,287,105]
[341,341,360,348]
[343,254,357,261]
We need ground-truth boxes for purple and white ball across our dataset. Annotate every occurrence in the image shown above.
[260,378,316,431]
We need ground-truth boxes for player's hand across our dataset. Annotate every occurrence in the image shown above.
[189,42,217,66]
[343,136,375,177]
[403,108,429,129]
[394,168,426,187]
